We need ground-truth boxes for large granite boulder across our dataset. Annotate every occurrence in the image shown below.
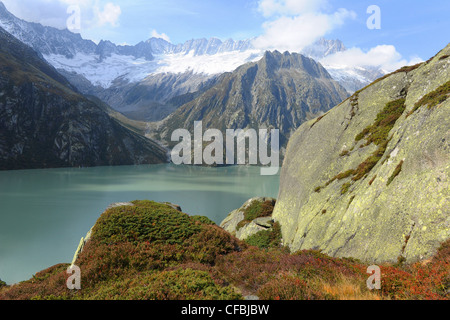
[220,197,276,240]
[273,44,450,264]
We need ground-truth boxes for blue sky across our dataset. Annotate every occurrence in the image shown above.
[2,0,449,69]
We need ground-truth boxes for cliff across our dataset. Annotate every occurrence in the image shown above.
[0,27,168,170]
[273,44,450,264]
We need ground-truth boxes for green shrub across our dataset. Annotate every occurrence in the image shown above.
[91,201,202,245]
[415,80,450,109]
[87,268,241,300]
[335,170,356,181]
[341,182,351,195]
[67,200,244,293]
[394,63,424,74]
[237,199,275,230]
[351,144,386,181]
[245,222,282,249]
[314,98,406,193]
[2,199,448,301]
[407,80,450,117]
[257,274,327,300]
[0,264,71,300]
[355,98,406,146]
[243,200,275,221]
[184,224,245,265]
[191,215,216,225]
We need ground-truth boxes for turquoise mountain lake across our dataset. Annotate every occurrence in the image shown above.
[0,164,280,285]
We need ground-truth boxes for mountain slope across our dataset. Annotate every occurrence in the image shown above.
[0,27,168,170]
[273,44,450,263]
[86,71,222,122]
[156,51,349,150]
[1,200,448,299]
[3,3,386,126]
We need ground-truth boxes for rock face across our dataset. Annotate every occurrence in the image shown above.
[0,27,168,170]
[273,44,450,263]
[220,197,276,240]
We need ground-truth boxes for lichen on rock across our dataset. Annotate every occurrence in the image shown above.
[220,197,276,241]
[273,43,450,264]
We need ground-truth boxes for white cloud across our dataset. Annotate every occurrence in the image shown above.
[253,0,422,73]
[95,2,121,27]
[321,45,423,72]
[2,0,66,29]
[253,4,356,52]
[258,0,328,17]
[57,0,93,6]
[150,29,171,42]
[2,0,121,29]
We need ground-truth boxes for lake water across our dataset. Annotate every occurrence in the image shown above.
[0,164,280,285]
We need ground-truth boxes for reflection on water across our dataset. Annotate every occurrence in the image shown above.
[0,164,279,284]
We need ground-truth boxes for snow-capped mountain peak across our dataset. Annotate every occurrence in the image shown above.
[0,2,384,93]
[0,2,263,88]
[301,38,347,59]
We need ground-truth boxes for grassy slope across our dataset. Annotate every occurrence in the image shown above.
[0,200,448,300]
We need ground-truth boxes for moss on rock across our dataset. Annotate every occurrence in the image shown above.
[273,43,450,264]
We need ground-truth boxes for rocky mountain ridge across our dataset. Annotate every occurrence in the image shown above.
[0,2,383,124]
[155,50,349,154]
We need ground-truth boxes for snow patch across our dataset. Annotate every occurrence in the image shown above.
[44,50,264,88]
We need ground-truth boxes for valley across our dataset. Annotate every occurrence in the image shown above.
[0,1,448,303]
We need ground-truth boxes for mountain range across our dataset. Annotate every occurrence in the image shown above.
[0,2,383,124]
[155,50,348,151]
[0,1,389,168]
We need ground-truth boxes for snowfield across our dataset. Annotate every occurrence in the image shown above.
[44,49,264,88]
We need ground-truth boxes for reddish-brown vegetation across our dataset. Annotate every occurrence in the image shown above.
[0,200,448,300]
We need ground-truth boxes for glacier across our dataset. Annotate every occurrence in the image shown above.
[44,49,264,89]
